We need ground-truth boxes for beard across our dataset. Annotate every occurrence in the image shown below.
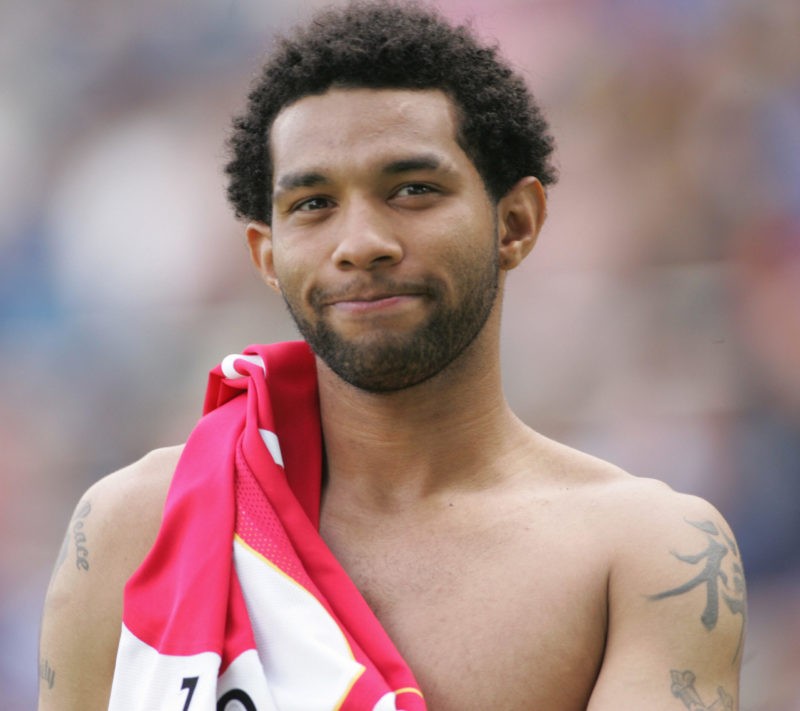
[281,243,500,393]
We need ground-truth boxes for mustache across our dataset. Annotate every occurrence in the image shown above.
[308,276,441,309]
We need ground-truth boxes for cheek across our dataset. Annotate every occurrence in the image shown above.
[436,212,497,273]
[271,248,307,302]
[416,204,488,254]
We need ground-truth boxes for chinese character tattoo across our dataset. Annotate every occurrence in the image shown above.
[650,519,746,664]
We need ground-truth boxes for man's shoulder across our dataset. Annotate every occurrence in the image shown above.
[555,452,747,706]
[581,458,719,522]
[588,465,732,553]
[600,474,740,594]
[39,445,184,708]
[51,444,183,595]
[536,434,724,517]
[556,445,743,612]
[76,445,180,540]
[89,444,184,518]
[531,435,736,559]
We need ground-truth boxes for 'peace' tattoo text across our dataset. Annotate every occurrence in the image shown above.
[71,500,92,572]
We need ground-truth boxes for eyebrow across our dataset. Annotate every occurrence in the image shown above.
[382,154,444,175]
[275,171,329,195]
[274,153,451,197]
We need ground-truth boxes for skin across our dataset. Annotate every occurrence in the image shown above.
[39,88,745,710]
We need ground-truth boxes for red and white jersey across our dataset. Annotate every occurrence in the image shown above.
[109,342,426,711]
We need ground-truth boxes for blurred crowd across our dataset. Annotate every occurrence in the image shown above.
[1,0,798,707]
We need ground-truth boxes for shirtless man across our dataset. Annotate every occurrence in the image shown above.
[39,2,746,709]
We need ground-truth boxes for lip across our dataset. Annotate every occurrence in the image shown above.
[328,293,423,313]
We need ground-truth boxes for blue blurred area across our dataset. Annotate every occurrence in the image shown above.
[2,1,799,707]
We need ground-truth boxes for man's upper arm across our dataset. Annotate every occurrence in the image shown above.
[588,485,746,710]
[37,446,179,711]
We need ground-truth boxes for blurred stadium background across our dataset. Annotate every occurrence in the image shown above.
[1,0,798,707]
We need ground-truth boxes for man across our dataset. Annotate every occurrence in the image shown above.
[39,2,746,709]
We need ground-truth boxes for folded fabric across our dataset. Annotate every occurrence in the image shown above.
[109,341,426,710]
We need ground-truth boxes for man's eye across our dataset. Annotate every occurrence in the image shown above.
[395,183,435,198]
[294,196,332,212]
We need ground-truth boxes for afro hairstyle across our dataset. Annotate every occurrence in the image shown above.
[225,0,557,223]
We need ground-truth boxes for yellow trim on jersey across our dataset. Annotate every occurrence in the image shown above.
[332,666,367,711]
[233,533,362,666]
[234,534,424,706]
[395,686,425,697]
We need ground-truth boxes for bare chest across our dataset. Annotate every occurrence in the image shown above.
[321,509,608,711]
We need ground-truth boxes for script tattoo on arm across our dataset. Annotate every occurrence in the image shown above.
[71,499,92,571]
[48,498,92,588]
[649,519,746,663]
[39,657,56,690]
[670,669,733,710]
[56,499,92,573]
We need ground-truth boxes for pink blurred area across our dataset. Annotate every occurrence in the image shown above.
[2,0,798,707]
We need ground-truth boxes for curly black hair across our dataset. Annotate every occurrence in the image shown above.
[225,0,557,223]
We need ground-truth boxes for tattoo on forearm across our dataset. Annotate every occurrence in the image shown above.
[39,657,55,690]
[72,500,92,572]
[670,669,733,710]
[649,519,746,663]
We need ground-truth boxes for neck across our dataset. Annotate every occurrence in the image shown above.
[317,312,531,511]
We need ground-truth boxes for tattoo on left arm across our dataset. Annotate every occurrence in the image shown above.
[39,657,55,690]
[48,499,92,589]
[72,500,92,572]
[649,519,746,663]
[670,669,733,710]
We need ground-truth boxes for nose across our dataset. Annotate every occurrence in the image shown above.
[331,198,403,271]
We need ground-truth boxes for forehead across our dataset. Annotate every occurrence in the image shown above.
[269,88,466,177]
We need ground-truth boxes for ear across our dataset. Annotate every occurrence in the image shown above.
[495,177,547,271]
[246,221,281,293]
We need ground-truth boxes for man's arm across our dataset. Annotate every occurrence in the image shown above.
[37,446,180,711]
[588,483,746,710]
